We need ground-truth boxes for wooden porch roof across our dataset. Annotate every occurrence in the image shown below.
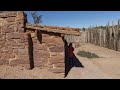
[26,23,81,36]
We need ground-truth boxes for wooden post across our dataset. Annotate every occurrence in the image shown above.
[106,22,110,48]
[118,29,120,51]
[88,29,90,43]
[99,28,102,46]
[103,29,106,47]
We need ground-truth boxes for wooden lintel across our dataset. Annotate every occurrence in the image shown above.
[26,25,80,36]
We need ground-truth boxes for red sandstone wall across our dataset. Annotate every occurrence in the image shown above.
[0,11,30,68]
[29,31,65,75]
[0,11,65,76]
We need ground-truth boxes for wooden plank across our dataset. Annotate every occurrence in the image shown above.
[26,24,80,36]
[26,23,80,31]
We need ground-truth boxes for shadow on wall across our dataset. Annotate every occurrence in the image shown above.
[27,30,42,69]
[36,30,42,44]
[28,33,34,69]
[64,40,84,77]
[27,30,59,69]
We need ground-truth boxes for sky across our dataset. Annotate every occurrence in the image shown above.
[25,11,120,28]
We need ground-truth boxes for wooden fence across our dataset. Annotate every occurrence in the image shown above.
[84,21,120,51]
[64,31,87,48]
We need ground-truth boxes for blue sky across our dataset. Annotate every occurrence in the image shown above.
[25,11,120,28]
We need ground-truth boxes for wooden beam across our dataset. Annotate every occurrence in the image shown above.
[26,24,81,36]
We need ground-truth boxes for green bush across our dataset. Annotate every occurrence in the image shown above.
[77,50,99,58]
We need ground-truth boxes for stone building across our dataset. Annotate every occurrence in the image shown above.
[0,11,80,77]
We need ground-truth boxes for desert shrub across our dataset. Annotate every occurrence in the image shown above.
[77,50,99,58]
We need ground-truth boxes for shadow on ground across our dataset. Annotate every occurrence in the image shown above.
[65,53,84,77]
[64,39,84,77]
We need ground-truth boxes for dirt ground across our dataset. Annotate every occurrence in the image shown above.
[66,43,120,79]
[0,65,63,79]
[0,43,120,79]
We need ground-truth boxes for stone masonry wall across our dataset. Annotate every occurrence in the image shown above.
[0,11,30,68]
[29,30,65,75]
[0,11,65,77]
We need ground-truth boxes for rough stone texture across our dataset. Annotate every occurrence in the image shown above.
[49,45,64,52]
[31,31,65,76]
[34,44,47,51]
[0,52,2,58]
[0,59,9,65]
[49,68,64,73]
[1,27,14,33]
[7,32,23,39]
[6,17,15,22]
[55,63,65,68]
[0,11,65,77]
[0,11,29,69]
[34,58,48,67]
[49,56,64,64]
[34,51,50,58]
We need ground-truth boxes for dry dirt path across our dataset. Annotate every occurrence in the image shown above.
[66,43,120,79]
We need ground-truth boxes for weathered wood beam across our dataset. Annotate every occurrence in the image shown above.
[26,24,81,36]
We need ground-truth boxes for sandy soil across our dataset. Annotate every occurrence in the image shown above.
[0,43,120,79]
[0,65,63,79]
[66,43,120,79]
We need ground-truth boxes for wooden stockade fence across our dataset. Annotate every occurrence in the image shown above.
[64,35,81,43]
[84,20,120,51]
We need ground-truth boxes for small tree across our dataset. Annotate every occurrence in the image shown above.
[31,11,42,24]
